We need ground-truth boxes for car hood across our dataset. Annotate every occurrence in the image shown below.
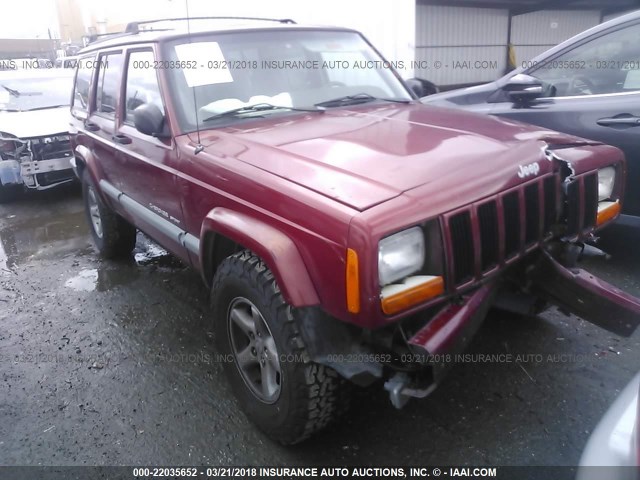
[0,107,71,138]
[195,103,600,211]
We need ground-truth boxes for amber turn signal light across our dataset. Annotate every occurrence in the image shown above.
[346,248,360,314]
[381,276,445,315]
[596,201,621,226]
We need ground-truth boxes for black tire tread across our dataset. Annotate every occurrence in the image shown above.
[212,250,349,444]
[82,170,136,259]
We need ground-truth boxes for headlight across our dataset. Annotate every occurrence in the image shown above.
[378,227,425,286]
[598,166,616,201]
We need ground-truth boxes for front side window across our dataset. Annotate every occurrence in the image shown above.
[529,22,640,97]
[72,55,95,111]
[163,30,411,132]
[124,50,164,125]
[95,52,124,117]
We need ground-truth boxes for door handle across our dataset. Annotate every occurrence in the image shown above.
[112,134,132,145]
[84,121,100,132]
[597,116,640,126]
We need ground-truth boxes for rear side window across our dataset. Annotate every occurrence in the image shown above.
[95,52,124,117]
[124,50,165,125]
[72,55,95,114]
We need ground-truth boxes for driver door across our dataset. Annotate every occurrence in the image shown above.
[113,47,189,262]
[489,20,640,218]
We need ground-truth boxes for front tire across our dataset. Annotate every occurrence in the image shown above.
[212,251,349,444]
[82,170,136,259]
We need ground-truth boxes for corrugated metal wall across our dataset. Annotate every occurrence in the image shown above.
[415,5,604,87]
[603,9,636,22]
[511,10,601,67]
[415,5,508,85]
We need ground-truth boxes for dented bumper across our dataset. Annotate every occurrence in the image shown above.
[385,246,640,408]
[531,249,640,337]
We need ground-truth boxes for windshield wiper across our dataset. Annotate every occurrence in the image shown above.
[202,103,324,123]
[26,105,69,111]
[1,85,20,97]
[315,93,411,108]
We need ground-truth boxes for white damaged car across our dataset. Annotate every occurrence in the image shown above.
[0,69,75,202]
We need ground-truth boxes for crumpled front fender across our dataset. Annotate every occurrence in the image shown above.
[531,250,640,337]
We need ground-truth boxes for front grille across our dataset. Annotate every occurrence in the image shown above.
[449,211,474,284]
[446,171,600,289]
[565,172,598,236]
[543,176,557,232]
[447,175,556,289]
[36,168,74,186]
[27,135,73,161]
[524,183,540,244]
[478,201,499,271]
[503,191,521,258]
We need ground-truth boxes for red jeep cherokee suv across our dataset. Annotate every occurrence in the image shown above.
[69,17,640,444]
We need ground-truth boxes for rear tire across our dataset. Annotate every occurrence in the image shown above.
[82,170,136,259]
[212,250,349,444]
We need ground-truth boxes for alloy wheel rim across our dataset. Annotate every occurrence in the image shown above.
[227,297,282,403]
[87,186,103,239]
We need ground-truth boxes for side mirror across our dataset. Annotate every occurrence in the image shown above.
[133,103,166,137]
[406,78,440,98]
[503,74,543,103]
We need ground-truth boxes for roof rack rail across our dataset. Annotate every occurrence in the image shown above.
[83,31,134,46]
[125,16,296,33]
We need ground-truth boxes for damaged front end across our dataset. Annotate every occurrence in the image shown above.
[0,132,75,190]
[304,142,640,409]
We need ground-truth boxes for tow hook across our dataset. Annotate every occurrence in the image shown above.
[384,372,437,409]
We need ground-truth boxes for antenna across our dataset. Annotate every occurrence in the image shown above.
[185,0,204,154]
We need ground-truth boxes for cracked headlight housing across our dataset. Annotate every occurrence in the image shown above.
[378,227,425,286]
[598,166,616,201]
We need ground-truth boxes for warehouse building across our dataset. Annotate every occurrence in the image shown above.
[414,0,639,87]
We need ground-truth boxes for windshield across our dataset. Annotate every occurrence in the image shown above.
[0,76,72,112]
[164,29,412,131]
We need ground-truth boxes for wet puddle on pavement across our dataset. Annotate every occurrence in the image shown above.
[0,209,92,274]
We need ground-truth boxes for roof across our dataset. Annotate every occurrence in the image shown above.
[79,18,353,54]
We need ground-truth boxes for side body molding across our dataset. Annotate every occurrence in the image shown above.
[201,207,320,307]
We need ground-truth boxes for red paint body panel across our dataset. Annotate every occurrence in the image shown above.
[409,282,497,356]
[201,207,320,306]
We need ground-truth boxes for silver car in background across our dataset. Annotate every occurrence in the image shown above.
[578,372,639,480]
[0,69,75,202]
